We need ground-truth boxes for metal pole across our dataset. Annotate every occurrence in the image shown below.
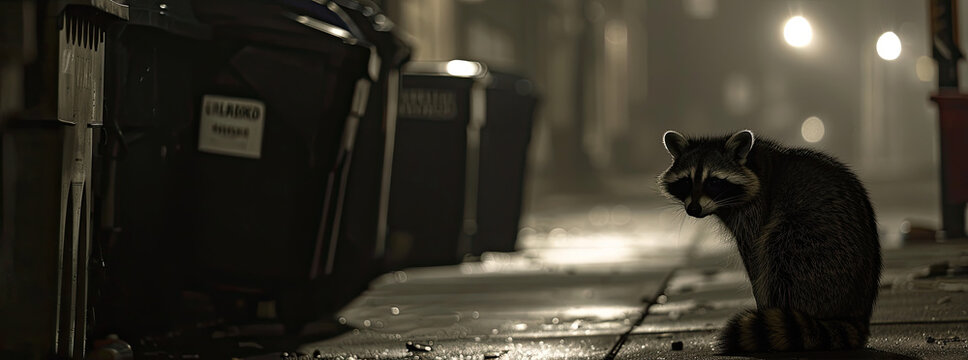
[55,9,105,357]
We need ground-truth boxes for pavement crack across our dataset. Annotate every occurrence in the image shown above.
[603,269,678,360]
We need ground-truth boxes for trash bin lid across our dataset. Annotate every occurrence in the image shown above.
[277,0,351,32]
[193,0,366,48]
[332,0,412,67]
[404,60,488,79]
[58,0,212,39]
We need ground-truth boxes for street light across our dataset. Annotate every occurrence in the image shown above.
[784,16,813,48]
[876,31,901,60]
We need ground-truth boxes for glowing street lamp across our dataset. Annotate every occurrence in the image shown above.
[784,16,813,48]
[876,31,901,60]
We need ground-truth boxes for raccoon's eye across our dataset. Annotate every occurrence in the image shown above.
[705,177,726,194]
[666,178,692,199]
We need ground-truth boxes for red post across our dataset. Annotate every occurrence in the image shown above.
[930,93,968,238]
[929,0,967,238]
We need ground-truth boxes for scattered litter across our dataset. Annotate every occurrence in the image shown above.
[926,336,964,345]
[406,341,434,353]
[922,262,950,278]
[483,350,509,359]
[671,341,684,351]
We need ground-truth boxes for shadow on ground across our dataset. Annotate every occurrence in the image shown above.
[743,349,919,360]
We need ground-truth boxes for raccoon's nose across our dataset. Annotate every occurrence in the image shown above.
[686,202,702,217]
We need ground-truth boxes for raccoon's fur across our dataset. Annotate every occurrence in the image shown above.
[658,130,882,353]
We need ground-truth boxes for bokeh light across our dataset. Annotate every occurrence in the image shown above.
[445,60,483,77]
[783,16,813,48]
[876,31,901,60]
[801,116,825,143]
[915,56,935,82]
[683,0,717,19]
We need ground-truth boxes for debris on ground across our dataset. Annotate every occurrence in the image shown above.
[405,341,434,353]
[926,336,964,345]
[671,341,684,351]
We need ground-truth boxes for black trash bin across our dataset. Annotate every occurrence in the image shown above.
[92,0,211,341]
[0,0,204,356]
[308,0,411,313]
[95,0,405,340]
[386,61,485,270]
[474,72,538,255]
[4,0,392,355]
[386,62,538,270]
[186,0,374,331]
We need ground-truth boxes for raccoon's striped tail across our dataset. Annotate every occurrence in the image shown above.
[718,308,869,353]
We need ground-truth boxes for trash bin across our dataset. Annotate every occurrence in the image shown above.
[91,0,211,341]
[386,63,538,270]
[474,71,538,255]
[92,0,406,341]
[309,0,411,312]
[385,60,491,270]
[1,121,76,359]
[187,0,374,331]
[4,0,391,354]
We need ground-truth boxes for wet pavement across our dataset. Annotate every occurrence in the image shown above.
[249,188,968,360]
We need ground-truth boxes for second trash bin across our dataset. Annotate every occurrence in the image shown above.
[386,61,487,269]
[386,61,538,270]
[475,71,538,255]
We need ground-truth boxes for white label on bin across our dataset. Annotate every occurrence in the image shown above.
[198,95,266,159]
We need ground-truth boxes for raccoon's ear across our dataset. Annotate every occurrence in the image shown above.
[663,131,689,158]
[725,130,755,164]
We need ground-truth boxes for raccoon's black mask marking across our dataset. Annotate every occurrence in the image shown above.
[658,130,760,218]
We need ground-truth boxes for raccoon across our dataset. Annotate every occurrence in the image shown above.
[657,130,882,353]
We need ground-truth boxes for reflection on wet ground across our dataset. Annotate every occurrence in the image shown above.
[295,202,706,359]
[285,179,966,360]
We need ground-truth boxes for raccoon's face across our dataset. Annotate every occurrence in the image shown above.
[658,130,761,218]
